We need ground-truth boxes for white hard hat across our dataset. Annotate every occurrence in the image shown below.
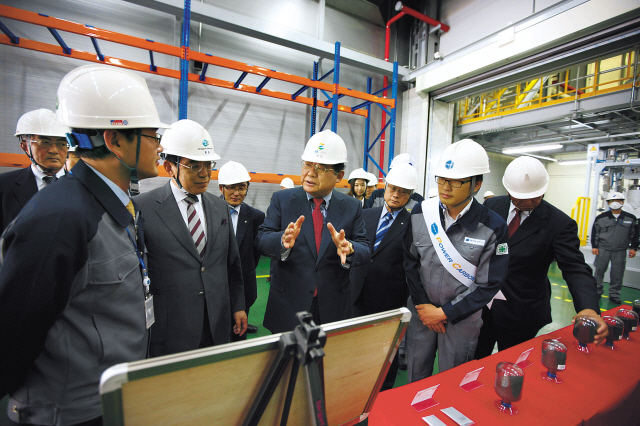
[161,119,220,162]
[348,168,370,183]
[428,188,438,198]
[15,109,70,137]
[385,163,419,190]
[218,161,251,185]
[483,190,495,198]
[389,153,415,169]
[301,130,348,165]
[56,64,169,130]
[280,177,295,188]
[606,192,625,201]
[366,172,379,186]
[434,139,490,179]
[502,156,549,199]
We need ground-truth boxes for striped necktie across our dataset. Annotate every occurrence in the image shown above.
[374,212,393,251]
[184,194,206,258]
[43,175,58,185]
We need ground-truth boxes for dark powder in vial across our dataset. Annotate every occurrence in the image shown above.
[542,349,566,370]
[620,317,637,334]
[633,304,640,318]
[606,323,624,343]
[573,321,596,343]
[495,375,524,401]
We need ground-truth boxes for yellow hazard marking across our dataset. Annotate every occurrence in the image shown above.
[602,295,609,298]
[625,301,632,304]
[551,283,558,286]
[565,299,572,302]
[554,296,562,299]
[561,285,567,288]
[257,275,270,278]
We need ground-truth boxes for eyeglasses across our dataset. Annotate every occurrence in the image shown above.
[387,185,412,196]
[178,161,216,174]
[435,176,471,188]
[144,133,163,146]
[30,139,69,150]
[301,161,335,175]
[223,185,248,194]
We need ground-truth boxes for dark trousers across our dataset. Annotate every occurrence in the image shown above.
[230,307,251,342]
[474,306,540,359]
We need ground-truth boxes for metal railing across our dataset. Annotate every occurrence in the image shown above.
[571,197,591,246]
[457,49,639,125]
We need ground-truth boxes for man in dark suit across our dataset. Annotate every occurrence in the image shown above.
[136,119,247,357]
[257,130,371,333]
[1,109,69,233]
[350,163,417,390]
[475,156,606,358]
[218,160,265,340]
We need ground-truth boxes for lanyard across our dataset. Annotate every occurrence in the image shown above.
[126,227,150,296]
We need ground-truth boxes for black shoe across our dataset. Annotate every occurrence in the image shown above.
[398,353,407,370]
[610,297,622,304]
[247,324,258,333]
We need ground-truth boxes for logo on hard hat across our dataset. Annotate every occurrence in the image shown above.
[318,143,325,151]
[110,120,128,126]
[445,160,454,169]
[431,223,438,235]
[202,139,210,147]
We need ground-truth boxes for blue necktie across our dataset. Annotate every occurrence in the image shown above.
[374,212,393,250]
[230,207,238,234]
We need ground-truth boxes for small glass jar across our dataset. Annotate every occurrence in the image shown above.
[615,309,639,341]
[494,362,525,415]
[602,316,624,351]
[572,315,598,353]
[540,339,567,384]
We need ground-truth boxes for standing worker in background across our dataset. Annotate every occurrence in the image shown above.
[66,145,81,171]
[257,130,370,333]
[0,109,70,233]
[404,139,509,382]
[351,163,418,390]
[280,177,295,189]
[476,156,606,359]
[591,192,639,304]
[347,168,370,205]
[218,160,265,339]
[364,172,378,206]
[136,119,246,357]
[483,190,495,201]
[366,153,424,212]
[0,64,168,425]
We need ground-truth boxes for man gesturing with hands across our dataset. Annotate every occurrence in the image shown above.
[257,130,370,333]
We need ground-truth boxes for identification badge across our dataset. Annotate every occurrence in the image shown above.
[145,295,155,329]
[464,237,485,246]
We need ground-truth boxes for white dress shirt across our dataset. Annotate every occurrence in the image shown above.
[170,180,207,235]
[507,201,532,226]
[229,203,241,234]
[31,164,66,191]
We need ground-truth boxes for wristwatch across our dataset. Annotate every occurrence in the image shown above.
[347,240,354,255]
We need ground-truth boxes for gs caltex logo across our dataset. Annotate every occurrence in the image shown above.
[318,143,325,151]
[496,243,508,255]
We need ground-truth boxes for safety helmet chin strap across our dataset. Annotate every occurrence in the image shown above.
[22,135,61,176]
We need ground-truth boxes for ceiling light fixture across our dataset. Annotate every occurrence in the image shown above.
[502,144,563,154]
[558,159,588,166]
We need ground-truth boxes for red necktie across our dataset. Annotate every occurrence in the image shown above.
[508,209,521,238]
[312,198,324,297]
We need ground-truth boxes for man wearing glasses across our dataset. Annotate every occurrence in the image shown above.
[403,139,509,382]
[1,109,70,233]
[257,130,370,333]
[218,160,265,340]
[350,163,419,390]
[135,119,247,357]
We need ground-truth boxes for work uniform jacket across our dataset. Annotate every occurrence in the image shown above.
[0,160,148,425]
[591,210,639,252]
[404,199,509,324]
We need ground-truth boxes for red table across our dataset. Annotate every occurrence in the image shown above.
[369,306,640,426]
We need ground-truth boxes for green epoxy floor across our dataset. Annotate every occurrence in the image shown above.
[1,259,638,425]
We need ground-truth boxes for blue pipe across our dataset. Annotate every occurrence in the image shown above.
[90,38,104,61]
[363,77,371,171]
[366,153,386,176]
[318,68,334,82]
[178,0,191,120]
[256,76,271,93]
[331,42,340,133]
[291,85,308,100]
[48,28,71,54]
[320,110,332,131]
[234,71,248,88]
[149,51,157,72]
[310,61,318,138]
[199,63,208,81]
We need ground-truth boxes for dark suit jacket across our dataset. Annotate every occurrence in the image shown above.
[257,187,371,333]
[484,196,600,330]
[0,167,38,233]
[234,202,265,310]
[135,182,245,356]
[350,207,410,315]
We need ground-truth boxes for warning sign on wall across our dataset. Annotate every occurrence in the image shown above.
[587,144,599,157]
